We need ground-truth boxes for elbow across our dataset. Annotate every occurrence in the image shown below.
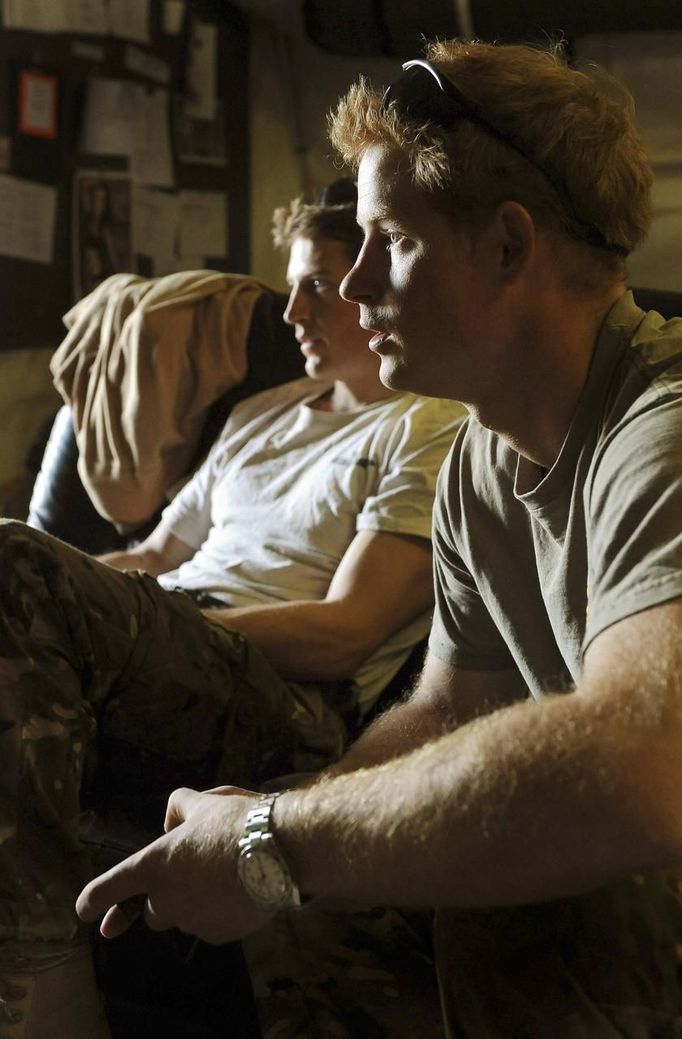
[316,649,366,684]
[614,732,682,867]
[633,786,682,865]
[141,549,173,577]
[315,632,379,683]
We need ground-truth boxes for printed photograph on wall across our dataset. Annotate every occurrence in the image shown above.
[173,96,227,167]
[73,170,132,299]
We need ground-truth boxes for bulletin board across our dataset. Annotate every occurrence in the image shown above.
[0,0,250,351]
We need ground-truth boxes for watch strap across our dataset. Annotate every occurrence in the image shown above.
[238,792,302,910]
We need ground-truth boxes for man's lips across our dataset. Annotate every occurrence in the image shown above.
[368,331,392,350]
[298,337,323,352]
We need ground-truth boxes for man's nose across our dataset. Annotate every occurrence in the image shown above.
[340,241,379,305]
[283,285,307,325]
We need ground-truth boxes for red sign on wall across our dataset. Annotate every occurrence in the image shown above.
[18,70,58,139]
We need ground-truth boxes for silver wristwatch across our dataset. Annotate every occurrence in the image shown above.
[237,792,302,912]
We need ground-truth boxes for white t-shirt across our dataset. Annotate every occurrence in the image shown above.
[159,377,465,709]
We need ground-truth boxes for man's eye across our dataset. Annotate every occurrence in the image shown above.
[383,230,404,248]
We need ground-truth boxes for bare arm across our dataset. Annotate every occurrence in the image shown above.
[203,529,435,682]
[276,599,682,908]
[98,521,194,576]
[325,650,527,775]
[79,600,682,945]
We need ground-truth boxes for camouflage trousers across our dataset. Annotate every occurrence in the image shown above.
[243,879,682,1039]
[435,876,682,1037]
[0,520,354,946]
[244,904,445,1039]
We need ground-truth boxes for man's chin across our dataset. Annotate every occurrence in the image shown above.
[379,358,410,392]
[304,357,324,380]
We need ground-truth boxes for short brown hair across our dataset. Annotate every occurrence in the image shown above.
[329,39,653,285]
[272,183,363,263]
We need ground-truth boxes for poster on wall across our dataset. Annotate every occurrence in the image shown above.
[73,169,132,299]
[18,70,59,139]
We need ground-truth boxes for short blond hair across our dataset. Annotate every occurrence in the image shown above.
[271,187,362,262]
[329,39,653,284]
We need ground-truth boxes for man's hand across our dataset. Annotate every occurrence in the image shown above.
[76,786,272,945]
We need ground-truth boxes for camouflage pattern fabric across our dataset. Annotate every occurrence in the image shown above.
[0,519,353,947]
[244,904,445,1038]
[435,872,682,1037]
[244,875,682,1038]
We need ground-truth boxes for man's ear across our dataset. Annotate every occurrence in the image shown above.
[494,201,535,281]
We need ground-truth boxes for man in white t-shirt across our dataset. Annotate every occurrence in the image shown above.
[0,182,463,1037]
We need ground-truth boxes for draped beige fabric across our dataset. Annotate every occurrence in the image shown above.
[51,271,268,528]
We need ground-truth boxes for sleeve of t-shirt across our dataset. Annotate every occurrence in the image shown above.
[355,397,467,540]
[159,395,253,548]
[583,392,682,648]
[428,437,516,671]
[159,440,218,550]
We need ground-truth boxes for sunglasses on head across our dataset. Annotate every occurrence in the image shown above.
[382,59,627,257]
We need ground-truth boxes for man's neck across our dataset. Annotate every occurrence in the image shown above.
[312,380,397,413]
[475,285,624,469]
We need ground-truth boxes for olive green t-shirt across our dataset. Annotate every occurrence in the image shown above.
[429,291,682,694]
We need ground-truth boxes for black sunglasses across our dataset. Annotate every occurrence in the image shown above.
[382,59,627,257]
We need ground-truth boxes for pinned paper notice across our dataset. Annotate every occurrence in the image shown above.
[71,40,106,63]
[67,0,108,34]
[3,0,111,34]
[2,0,68,31]
[133,186,178,259]
[125,46,171,86]
[80,78,137,156]
[80,79,175,188]
[179,190,226,258]
[109,0,150,43]
[19,71,58,139]
[132,88,175,188]
[0,174,56,265]
[185,21,217,120]
[163,0,185,34]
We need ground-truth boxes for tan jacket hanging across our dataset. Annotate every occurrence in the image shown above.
[51,270,269,528]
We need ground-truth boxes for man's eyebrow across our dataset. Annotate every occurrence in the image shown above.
[286,267,332,285]
[358,200,407,227]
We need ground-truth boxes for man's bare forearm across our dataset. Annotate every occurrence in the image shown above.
[321,694,450,778]
[97,526,194,576]
[204,600,369,683]
[75,604,682,946]
[275,683,682,910]
[97,548,166,575]
[204,528,435,684]
[323,659,526,779]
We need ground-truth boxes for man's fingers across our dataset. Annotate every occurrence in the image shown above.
[76,846,151,924]
[99,901,141,939]
[164,784,258,832]
[163,786,203,832]
[203,784,256,797]
[143,895,173,933]
[116,893,147,926]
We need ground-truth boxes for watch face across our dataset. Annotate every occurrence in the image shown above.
[239,848,290,909]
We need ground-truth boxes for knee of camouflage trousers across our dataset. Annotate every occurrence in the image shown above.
[0,520,352,945]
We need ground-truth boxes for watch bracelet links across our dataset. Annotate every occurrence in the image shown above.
[240,791,309,908]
